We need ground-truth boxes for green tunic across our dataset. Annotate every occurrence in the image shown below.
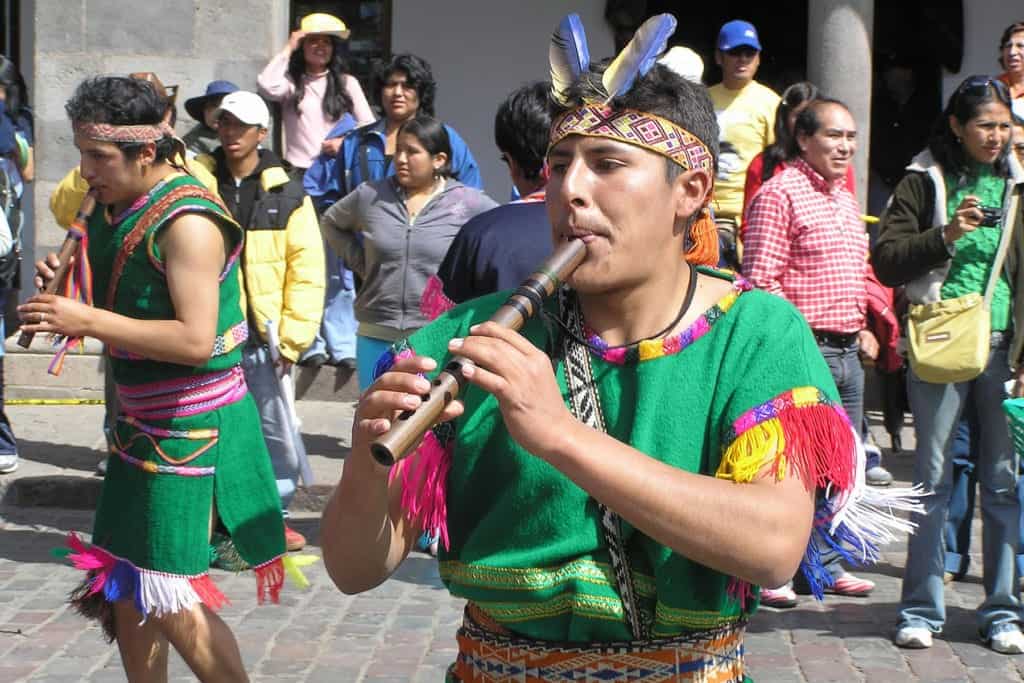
[395,269,851,643]
[87,173,284,578]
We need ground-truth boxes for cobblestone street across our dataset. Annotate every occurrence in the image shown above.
[2,405,1024,681]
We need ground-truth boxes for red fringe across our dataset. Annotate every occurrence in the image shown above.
[727,577,754,611]
[389,430,451,550]
[254,558,284,604]
[776,405,855,492]
[420,274,456,321]
[189,574,229,611]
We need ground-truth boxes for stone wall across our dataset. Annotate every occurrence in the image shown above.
[30,0,288,257]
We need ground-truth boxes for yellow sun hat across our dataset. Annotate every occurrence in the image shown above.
[300,13,351,40]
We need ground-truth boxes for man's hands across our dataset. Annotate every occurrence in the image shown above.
[857,329,880,362]
[354,354,463,467]
[18,294,93,338]
[449,322,577,460]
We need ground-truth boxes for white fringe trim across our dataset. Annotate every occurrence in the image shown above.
[826,426,927,563]
[137,569,203,620]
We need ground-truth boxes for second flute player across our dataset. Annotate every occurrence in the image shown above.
[322,14,919,680]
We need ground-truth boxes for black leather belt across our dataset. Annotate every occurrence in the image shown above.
[812,330,858,347]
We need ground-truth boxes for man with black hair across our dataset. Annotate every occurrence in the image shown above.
[22,75,297,682]
[423,81,552,314]
[321,18,907,677]
[745,98,884,601]
[193,91,325,553]
[299,52,482,369]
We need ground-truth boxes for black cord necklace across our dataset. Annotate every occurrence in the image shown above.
[546,262,699,352]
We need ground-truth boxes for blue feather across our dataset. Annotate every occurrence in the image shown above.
[549,14,590,105]
[602,14,677,103]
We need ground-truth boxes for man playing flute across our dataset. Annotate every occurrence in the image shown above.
[322,14,914,681]
[20,76,305,682]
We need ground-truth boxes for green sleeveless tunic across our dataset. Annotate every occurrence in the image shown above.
[86,174,284,579]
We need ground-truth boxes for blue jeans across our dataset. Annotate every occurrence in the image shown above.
[898,346,1023,637]
[944,418,978,578]
[356,335,395,392]
[0,291,16,456]
[241,343,307,512]
[301,247,357,364]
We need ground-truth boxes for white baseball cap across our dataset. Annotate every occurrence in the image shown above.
[215,91,270,129]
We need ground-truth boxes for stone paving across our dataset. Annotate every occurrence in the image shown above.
[2,405,1024,681]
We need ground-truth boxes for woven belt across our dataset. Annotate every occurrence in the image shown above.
[451,603,746,682]
[812,330,858,348]
[117,366,247,421]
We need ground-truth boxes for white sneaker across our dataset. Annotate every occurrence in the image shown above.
[0,453,17,474]
[893,626,932,649]
[989,624,1024,654]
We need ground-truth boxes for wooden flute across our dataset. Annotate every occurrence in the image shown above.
[370,238,587,466]
[17,192,97,349]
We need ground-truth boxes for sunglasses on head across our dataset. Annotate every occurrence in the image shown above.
[955,75,1010,101]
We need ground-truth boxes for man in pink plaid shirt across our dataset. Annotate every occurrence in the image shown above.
[743,97,888,605]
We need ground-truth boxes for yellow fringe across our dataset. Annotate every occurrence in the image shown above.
[282,554,318,590]
[715,417,787,483]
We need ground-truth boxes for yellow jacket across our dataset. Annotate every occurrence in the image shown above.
[48,160,219,229]
[194,152,325,362]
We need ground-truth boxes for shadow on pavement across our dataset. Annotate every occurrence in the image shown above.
[15,438,103,474]
[301,431,349,460]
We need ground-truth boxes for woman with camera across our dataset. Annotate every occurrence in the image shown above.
[873,75,1024,653]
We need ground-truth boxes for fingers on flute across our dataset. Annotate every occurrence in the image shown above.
[468,322,535,354]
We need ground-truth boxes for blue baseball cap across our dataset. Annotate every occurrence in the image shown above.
[717,20,762,52]
[185,80,240,122]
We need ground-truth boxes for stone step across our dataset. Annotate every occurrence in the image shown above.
[3,334,360,402]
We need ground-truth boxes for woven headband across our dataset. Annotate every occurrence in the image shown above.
[549,105,714,177]
[74,121,176,144]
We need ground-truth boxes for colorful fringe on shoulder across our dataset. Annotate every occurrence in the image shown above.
[373,341,454,550]
[420,274,456,321]
[716,387,923,605]
[60,533,313,641]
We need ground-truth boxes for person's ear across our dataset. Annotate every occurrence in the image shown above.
[257,127,269,144]
[432,152,448,173]
[673,168,712,225]
[948,115,964,142]
[138,141,158,167]
[714,50,724,67]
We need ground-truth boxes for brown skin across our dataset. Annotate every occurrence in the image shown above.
[321,135,816,595]
[20,138,247,681]
[1000,30,1024,97]
[715,46,760,90]
[380,71,420,155]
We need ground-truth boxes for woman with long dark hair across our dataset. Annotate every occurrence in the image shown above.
[319,115,496,391]
[874,75,1024,653]
[258,12,373,172]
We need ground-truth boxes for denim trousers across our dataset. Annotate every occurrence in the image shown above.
[898,345,1023,637]
[241,343,307,513]
[793,340,864,590]
[301,246,357,364]
[0,291,16,456]
[944,415,1024,578]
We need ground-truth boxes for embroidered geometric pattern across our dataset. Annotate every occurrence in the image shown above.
[117,366,248,421]
[585,272,753,365]
[75,120,175,144]
[211,321,250,357]
[472,592,633,624]
[722,386,841,447]
[550,105,715,175]
[653,603,742,634]
[441,558,657,595]
[454,611,746,682]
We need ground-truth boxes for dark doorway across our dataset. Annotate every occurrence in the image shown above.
[606,0,808,92]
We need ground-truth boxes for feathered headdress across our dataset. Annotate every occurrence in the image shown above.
[547,13,718,266]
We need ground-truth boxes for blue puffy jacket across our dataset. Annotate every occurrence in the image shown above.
[305,118,482,212]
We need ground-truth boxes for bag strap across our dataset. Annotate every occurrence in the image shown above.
[984,188,1021,308]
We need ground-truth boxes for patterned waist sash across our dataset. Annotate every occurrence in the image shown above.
[452,603,746,682]
[117,366,247,421]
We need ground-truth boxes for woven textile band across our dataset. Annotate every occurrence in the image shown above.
[117,366,247,421]
[451,603,746,682]
[74,120,176,144]
[549,105,714,175]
